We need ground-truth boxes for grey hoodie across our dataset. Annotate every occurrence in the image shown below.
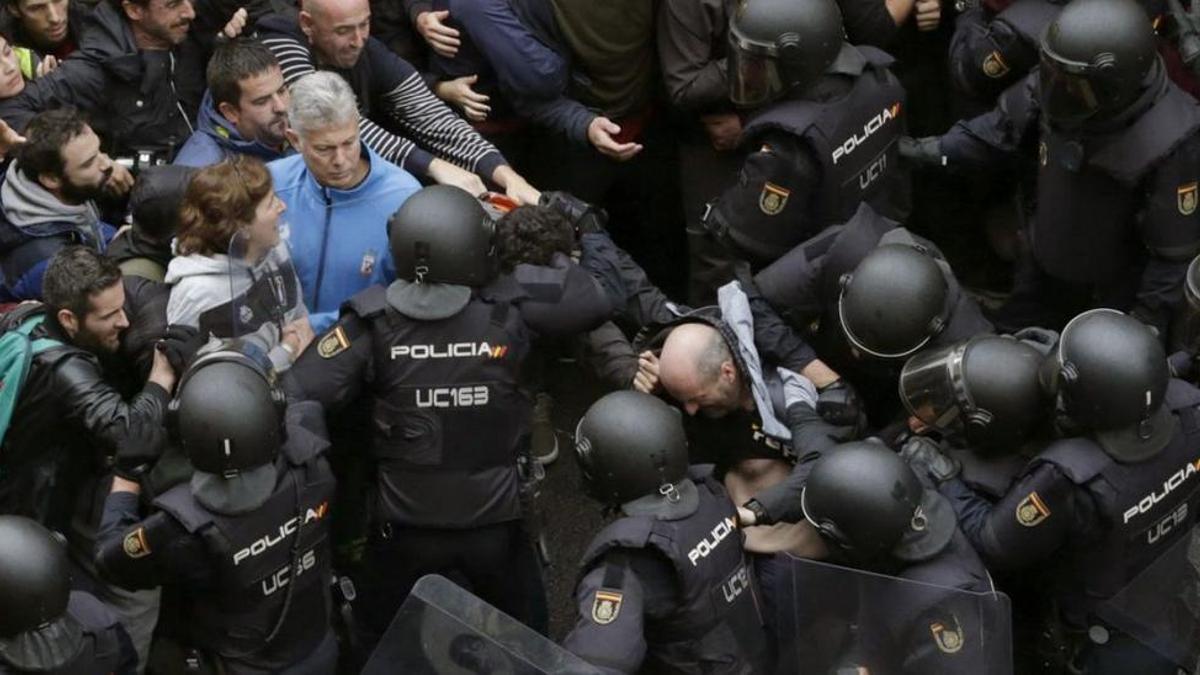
[2,161,102,238]
[165,243,309,371]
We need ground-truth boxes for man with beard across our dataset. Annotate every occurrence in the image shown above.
[0,0,206,163]
[0,107,132,300]
[0,0,89,62]
[0,245,178,666]
[174,38,293,167]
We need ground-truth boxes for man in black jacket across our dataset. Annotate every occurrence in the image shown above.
[0,246,178,665]
[0,0,208,163]
[0,0,88,59]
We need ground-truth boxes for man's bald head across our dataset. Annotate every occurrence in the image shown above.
[659,323,743,418]
[300,0,370,69]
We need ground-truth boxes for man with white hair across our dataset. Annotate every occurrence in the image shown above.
[258,0,540,204]
[269,71,421,333]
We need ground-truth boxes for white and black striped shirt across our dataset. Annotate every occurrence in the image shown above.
[259,17,506,180]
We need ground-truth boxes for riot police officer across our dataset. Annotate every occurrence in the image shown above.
[285,186,614,647]
[905,0,1200,335]
[94,346,339,674]
[562,390,773,674]
[750,203,994,426]
[0,516,135,674]
[905,309,1200,673]
[694,0,909,291]
[899,334,1052,498]
[794,442,1001,674]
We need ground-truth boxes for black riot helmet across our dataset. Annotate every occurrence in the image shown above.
[169,346,287,514]
[1044,309,1172,462]
[388,185,497,287]
[1175,254,1200,353]
[0,516,81,670]
[901,336,1049,452]
[1038,0,1157,129]
[728,0,845,107]
[837,244,951,361]
[574,391,690,508]
[801,442,949,562]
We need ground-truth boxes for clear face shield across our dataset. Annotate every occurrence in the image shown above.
[1038,47,1110,129]
[728,30,788,108]
[899,341,973,437]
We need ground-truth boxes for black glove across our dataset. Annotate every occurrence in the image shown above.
[539,191,608,235]
[816,379,863,429]
[898,136,945,167]
[899,435,961,484]
[112,421,166,480]
[1169,349,1198,379]
[1012,326,1059,355]
[158,324,204,373]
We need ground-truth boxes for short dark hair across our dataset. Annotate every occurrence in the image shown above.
[494,205,574,273]
[15,107,88,183]
[208,38,280,109]
[43,246,123,319]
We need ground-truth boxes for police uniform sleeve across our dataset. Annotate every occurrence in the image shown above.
[896,596,990,675]
[948,8,1037,104]
[1133,136,1200,331]
[514,253,615,338]
[943,462,1098,571]
[94,492,213,592]
[562,552,666,674]
[285,312,373,411]
[939,72,1041,172]
[706,132,819,258]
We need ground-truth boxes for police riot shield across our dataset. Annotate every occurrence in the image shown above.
[362,575,603,675]
[775,554,1013,675]
[1094,523,1200,668]
[225,228,303,342]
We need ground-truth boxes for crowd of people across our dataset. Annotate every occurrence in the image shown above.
[0,0,1197,672]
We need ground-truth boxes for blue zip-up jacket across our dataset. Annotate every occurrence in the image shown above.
[268,144,420,333]
[173,91,295,168]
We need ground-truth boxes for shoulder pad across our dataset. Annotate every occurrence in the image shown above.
[152,483,212,534]
[281,400,330,466]
[1033,437,1111,484]
[742,100,824,143]
[686,464,718,483]
[579,517,654,573]
[1167,378,1200,411]
[67,591,119,629]
[1092,85,1200,185]
[341,284,388,319]
[855,45,897,69]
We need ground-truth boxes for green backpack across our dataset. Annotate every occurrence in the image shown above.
[0,314,63,443]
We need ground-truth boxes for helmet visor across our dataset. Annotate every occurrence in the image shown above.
[1038,49,1106,127]
[728,33,786,108]
[899,342,970,435]
[1179,256,1200,352]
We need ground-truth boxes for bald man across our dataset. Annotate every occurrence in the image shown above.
[256,0,541,204]
[655,321,839,559]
